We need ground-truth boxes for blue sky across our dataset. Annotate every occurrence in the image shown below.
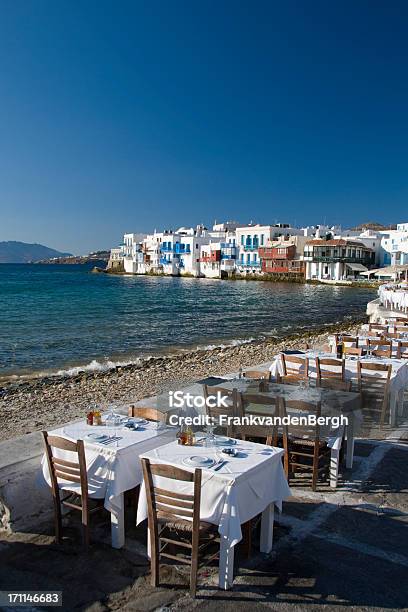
[0,1,407,254]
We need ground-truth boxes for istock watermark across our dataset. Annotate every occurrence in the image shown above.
[168,414,349,429]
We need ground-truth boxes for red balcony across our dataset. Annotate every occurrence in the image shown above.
[259,245,296,260]
[200,250,221,263]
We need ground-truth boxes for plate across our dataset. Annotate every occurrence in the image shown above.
[86,433,109,442]
[128,417,148,425]
[182,456,215,468]
[215,436,236,446]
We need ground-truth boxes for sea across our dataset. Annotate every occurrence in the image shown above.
[0,264,377,382]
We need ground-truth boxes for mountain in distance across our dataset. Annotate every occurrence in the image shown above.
[0,241,72,263]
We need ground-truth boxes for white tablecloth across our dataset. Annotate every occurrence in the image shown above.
[137,439,291,550]
[41,420,176,514]
[379,286,408,311]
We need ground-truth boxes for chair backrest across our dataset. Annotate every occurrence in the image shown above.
[317,378,352,391]
[240,392,282,445]
[369,324,388,333]
[202,386,242,435]
[128,406,167,422]
[141,458,201,536]
[316,357,345,381]
[282,399,322,442]
[243,369,271,381]
[367,339,392,358]
[342,336,358,347]
[280,354,309,379]
[357,362,392,397]
[42,432,88,500]
[397,341,408,359]
[343,346,362,357]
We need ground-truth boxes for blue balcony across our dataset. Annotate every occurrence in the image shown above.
[240,261,261,267]
[221,254,236,260]
[220,242,236,249]
[243,243,259,251]
[160,257,171,265]
[174,244,191,255]
[160,245,173,253]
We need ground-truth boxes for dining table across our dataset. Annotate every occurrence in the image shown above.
[40,416,177,548]
[270,350,408,427]
[137,437,291,590]
[218,378,362,488]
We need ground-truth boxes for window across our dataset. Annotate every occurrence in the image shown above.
[261,234,264,245]
[254,254,257,262]
[247,254,250,263]
[241,235,244,245]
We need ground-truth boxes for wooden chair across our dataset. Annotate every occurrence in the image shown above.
[202,385,241,436]
[278,354,309,385]
[242,369,271,381]
[357,362,392,428]
[127,406,168,512]
[343,346,362,357]
[342,336,359,347]
[316,357,345,385]
[367,339,392,358]
[42,432,104,548]
[141,459,219,597]
[238,392,288,557]
[317,378,352,391]
[128,406,167,422]
[397,341,408,359]
[240,393,288,472]
[368,324,388,334]
[282,400,330,491]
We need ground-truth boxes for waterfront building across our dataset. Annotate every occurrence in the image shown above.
[157,225,210,276]
[258,235,308,277]
[380,223,408,266]
[199,232,238,278]
[235,224,302,274]
[107,247,124,270]
[303,239,375,281]
[123,233,145,273]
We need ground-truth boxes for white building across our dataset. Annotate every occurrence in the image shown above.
[380,223,408,266]
[122,233,145,273]
[235,224,302,274]
[107,246,124,270]
[304,239,375,281]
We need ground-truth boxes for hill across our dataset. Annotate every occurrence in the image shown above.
[0,241,72,263]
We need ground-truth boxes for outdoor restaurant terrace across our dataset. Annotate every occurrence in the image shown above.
[1,316,408,610]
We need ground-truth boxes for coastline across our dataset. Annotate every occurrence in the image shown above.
[0,316,365,442]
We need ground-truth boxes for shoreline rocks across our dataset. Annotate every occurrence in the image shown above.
[0,317,365,441]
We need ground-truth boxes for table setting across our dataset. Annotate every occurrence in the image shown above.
[137,436,291,589]
[40,411,177,549]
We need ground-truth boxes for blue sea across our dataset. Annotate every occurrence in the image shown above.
[0,264,376,381]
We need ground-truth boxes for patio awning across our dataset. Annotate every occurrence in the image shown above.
[346,263,368,272]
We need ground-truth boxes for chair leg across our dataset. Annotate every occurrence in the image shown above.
[53,494,62,544]
[242,520,252,559]
[312,445,319,492]
[190,531,199,597]
[82,508,90,550]
[150,528,160,587]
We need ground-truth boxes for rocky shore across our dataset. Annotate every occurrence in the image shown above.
[0,318,364,441]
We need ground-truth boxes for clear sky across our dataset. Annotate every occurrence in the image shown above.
[0,1,407,254]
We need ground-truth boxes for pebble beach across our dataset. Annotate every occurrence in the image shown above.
[0,317,363,441]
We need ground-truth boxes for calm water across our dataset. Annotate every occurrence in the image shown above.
[0,264,376,380]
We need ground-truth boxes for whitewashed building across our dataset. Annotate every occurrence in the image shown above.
[235,224,303,274]
[380,223,408,266]
[304,239,375,281]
